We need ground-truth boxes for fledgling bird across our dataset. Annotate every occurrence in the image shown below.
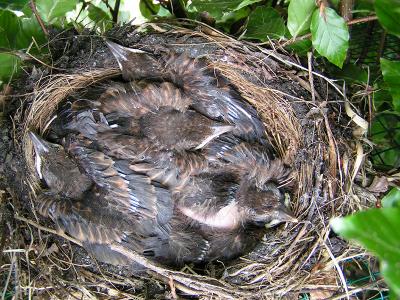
[206,135,292,188]
[64,81,233,152]
[29,132,92,199]
[30,130,296,266]
[28,40,297,267]
[105,40,266,143]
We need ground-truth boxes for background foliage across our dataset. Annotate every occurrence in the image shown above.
[0,0,399,297]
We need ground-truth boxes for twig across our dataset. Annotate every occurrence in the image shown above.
[112,0,121,23]
[377,31,387,64]
[101,0,113,13]
[169,276,178,299]
[326,278,385,300]
[307,52,316,102]
[29,0,48,37]
[347,15,378,26]
[340,0,354,22]
[14,215,245,298]
[14,215,83,246]
[323,111,338,194]
[282,15,378,47]
[1,252,16,300]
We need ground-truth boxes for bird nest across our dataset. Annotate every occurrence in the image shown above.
[2,21,375,299]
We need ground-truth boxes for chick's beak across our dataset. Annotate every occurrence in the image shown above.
[263,205,298,228]
[28,131,49,179]
[276,204,298,223]
[105,40,146,65]
[29,131,49,155]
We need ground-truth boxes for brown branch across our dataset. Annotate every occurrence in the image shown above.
[29,0,48,37]
[348,15,378,25]
[307,52,316,103]
[340,0,354,22]
[112,0,121,23]
[101,0,113,12]
[282,15,378,47]
[377,30,387,64]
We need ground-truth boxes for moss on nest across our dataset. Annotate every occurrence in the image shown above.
[1,21,373,299]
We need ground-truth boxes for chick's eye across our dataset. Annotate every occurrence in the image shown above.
[253,220,265,227]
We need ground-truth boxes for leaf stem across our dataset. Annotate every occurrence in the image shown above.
[112,0,121,23]
[282,15,378,47]
[29,0,49,37]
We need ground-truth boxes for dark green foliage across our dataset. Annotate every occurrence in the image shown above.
[242,6,286,40]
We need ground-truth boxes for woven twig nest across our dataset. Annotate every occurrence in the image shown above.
[3,21,373,299]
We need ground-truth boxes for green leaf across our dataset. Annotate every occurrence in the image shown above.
[375,0,400,37]
[381,58,400,112]
[235,0,261,10]
[0,53,21,82]
[87,3,112,32]
[242,6,285,41]
[0,9,21,49]
[310,7,349,68]
[330,0,340,8]
[331,208,400,296]
[373,87,393,111]
[330,63,368,84]
[382,188,400,208]
[0,0,29,10]
[218,7,250,32]
[354,0,375,12]
[287,0,316,37]
[188,0,261,20]
[139,0,160,19]
[285,39,312,56]
[15,15,47,52]
[35,0,78,23]
[88,4,111,21]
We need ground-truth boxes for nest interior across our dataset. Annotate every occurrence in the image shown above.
[0,22,377,299]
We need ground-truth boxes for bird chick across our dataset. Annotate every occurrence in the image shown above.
[176,173,297,232]
[25,41,298,268]
[29,131,92,199]
[105,40,266,143]
[206,135,292,188]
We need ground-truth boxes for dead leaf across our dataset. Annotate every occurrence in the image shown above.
[367,176,389,194]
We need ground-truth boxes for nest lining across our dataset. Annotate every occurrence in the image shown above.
[3,21,374,299]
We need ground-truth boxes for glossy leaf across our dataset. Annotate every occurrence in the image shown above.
[0,53,21,82]
[375,0,400,37]
[373,85,393,111]
[35,0,78,23]
[287,0,316,37]
[15,15,47,52]
[219,7,250,32]
[242,6,285,41]
[88,4,111,21]
[285,39,312,56]
[188,0,261,20]
[235,0,262,10]
[0,9,21,49]
[330,64,368,84]
[139,0,160,19]
[0,0,28,10]
[382,187,400,208]
[331,208,400,296]
[310,7,349,68]
[381,58,400,112]
[87,3,112,31]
